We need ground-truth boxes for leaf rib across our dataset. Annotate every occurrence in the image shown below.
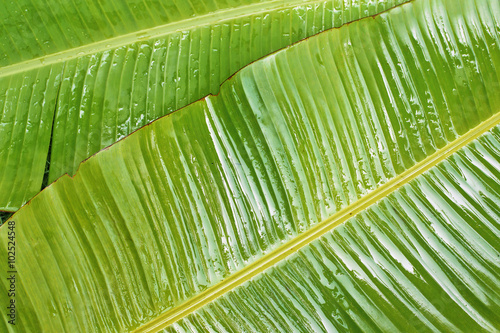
[0,0,410,79]
[133,111,500,332]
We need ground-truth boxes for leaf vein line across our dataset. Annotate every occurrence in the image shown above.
[134,111,500,332]
[0,0,349,78]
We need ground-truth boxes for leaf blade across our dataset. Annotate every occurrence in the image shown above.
[0,0,499,331]
[0,0,407,211]
[167,126,500,332]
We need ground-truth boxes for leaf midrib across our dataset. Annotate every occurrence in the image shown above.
[0,0,347,78]
[133,111,500,332]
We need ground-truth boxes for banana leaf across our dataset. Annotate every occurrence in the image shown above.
[1,0,499,331]
[0,0,406,212]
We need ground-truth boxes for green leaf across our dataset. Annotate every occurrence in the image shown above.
[1,0,499,331]
[0,0,406,211]
[167,124,500,331]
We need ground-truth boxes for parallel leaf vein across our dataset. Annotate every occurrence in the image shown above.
[0,0,399,78]
[134,111,500,332]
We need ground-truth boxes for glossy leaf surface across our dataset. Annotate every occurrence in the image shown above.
[169,125,500,332]
[0,0,499,331]
[0,0,405,211]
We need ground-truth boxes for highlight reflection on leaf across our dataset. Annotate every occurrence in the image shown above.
[0,0,499,332]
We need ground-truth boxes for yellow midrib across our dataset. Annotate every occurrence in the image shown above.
[0,0,340,78]
[132,113,500,332]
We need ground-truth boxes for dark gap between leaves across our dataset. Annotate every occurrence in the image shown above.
[41,76,63,191]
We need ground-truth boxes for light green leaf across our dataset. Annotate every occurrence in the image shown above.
[1,0,499,331]
[0,0,405,211]
[167,125,500,332]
